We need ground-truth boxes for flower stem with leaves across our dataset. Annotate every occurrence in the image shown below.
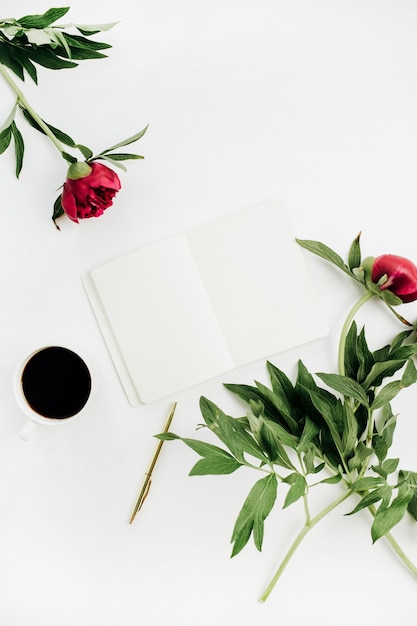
[0,7,148,224]
[157,232,417,601]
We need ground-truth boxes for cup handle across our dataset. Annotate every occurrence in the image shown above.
[20,420,39,441]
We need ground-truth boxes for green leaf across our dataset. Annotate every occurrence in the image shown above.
[296,238,351,276]
[11,121,24,177]
[347,486,391,515]
[390,343,417,360]
[371,464,388,479]
[372,343,391,364]
[52,193,64,228]
[317,372,369,406]
[223,383,260,405]
[224,382,296,432]
[155,432,242,475]
[351,477,385,492]
[254,420,296,469]
[389,330,413,354]
[371,381,402,411]
[20,107,76,147]
[295,360,317,394]
[382,458,400,475]
[156,431,211,451]
[0,103,17,132]
[373,406,397,463]
[295,371,346,469]
[297,417,319,451]
[348,441,374,472]
[75,22,118,35]
[62,151,77,164]
[96,125,149,155]
[199,397,267,463]
[96,154,127,171]
[176,436,235,460]
[254,380,298,433]
[341,402,358,458]
[399,470,417,521]
[99,152,144,161]
[17,8,70,29]
[283,473,306,508]
[319,473,343,485]
[75,144,93,160]
[59,32,112,52]
[47,124,76,147]
[344,321,360,379]
[248,405,298,453]
[189,454,242,476]
[0,25,22,40]
[267,361,296,406]
[0,125,12,154]
[8,47,38,83]
[348,232,361,271]
[401,358,417,387]
[47,28,72,59]
[25,28,55,46]
[231,473,277,556]
[371,487,414,542]
[0,42,25,80]
[302,443,316,474]
[356,327,374,382]
[26,46,78,70]
[376,402,397,433]
[56,44,108,61]
[303,387,344,458]
[379,289,403,307]
[362,360,406,390]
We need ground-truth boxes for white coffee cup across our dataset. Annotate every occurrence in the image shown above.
[14,345,96,440]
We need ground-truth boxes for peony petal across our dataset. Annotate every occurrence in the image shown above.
[61,185,79,222]
[61,161,121,222]
[86,162,121,190]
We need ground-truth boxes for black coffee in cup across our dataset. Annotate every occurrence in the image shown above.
[21,346,92,419]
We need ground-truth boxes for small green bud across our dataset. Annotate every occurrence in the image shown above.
[352,266,365,283]
[361,256,376,285]
[66,161,92,180]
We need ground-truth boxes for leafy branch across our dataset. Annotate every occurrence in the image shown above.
[0,7,148,224]
[0,9,147,175]
[157,233,417,601]
[0,7,114,84]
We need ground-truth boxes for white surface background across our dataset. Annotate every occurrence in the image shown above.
[1,1,417,624]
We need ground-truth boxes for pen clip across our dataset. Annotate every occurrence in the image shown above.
[139,477,152,508]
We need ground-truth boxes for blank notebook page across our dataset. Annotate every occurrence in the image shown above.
[83,200,328,405]
[186,201,326,365]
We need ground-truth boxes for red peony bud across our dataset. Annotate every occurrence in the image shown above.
[371,254,417,303]
[61,161,121,223]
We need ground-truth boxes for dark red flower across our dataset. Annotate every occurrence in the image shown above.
[61,161,121,223]
[371,254,417,303]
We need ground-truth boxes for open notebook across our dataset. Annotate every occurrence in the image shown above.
[82,200,328,405]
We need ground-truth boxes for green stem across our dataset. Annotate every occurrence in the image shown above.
[355,407,375,481]
[338,291,374,376]
[367,504,417,579]
[302,494,311,525]
[0,63,66,157]
[259,489,352,602]
[385,304,413,327]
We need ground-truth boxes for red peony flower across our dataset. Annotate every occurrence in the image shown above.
[371,254,417,303]
[61,161,121,223]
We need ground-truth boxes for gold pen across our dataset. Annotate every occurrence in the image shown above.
[129,401,177,524]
